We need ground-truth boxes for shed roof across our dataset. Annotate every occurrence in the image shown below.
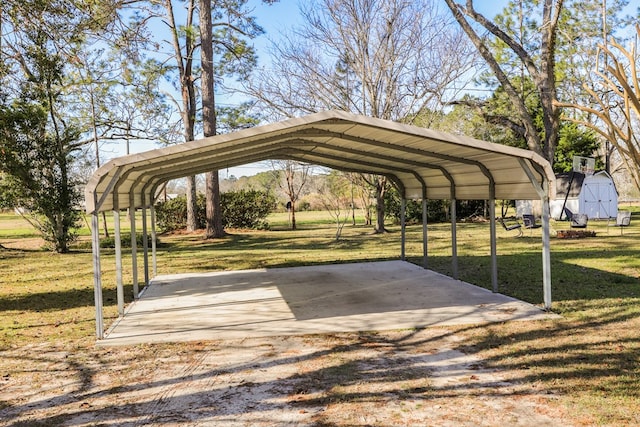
[555,172,585,199]
[85,110,554,213]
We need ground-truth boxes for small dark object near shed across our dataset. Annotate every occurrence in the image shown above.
[570,213,588,228]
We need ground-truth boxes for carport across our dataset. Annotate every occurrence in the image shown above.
[85,110,555,340]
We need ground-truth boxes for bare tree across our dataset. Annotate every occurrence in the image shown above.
[246,0,477,233]
[343,172,373,225]
[271,160,313,230]
[250,0,475,119]
[559,25,640,192]
[317,171,352,241]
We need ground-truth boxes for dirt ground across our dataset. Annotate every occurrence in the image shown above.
[0,328,576,427]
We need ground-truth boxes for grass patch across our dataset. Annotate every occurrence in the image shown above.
[1,209,639,424]
[0,214,41,239]
[267,210,362,229]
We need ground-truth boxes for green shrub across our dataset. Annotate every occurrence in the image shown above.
[384,187,449,223]
[155,196,189,232]
[154,195,206,232]
[384,187,486,224]
[74,232,155,250]
[99,232,154,249]
[221,189,275,229]
[155,190,275,232]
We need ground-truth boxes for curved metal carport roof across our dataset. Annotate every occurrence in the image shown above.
[86,110,555,339]
[86,110,554,212]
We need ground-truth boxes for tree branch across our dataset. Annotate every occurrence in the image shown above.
[462,0,539,79]
[444,0,544,156]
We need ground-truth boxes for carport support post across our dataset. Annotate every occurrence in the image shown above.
[141,200,149,286]
[518,159,552,310]
[91,211,104,339]
[489,189,498,293]
[151,204,157,277]
[422,196,428,269]
[542,190,552,309]
[130,193,139,298]
[400,197,406,261]
[113,209,124,316]
[450,198,458,279]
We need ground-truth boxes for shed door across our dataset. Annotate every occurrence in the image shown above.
[581,181,616,219]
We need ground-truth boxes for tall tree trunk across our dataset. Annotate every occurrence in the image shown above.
[166,0,199,231]
[205,172,224,237]
[290,200,297,230]
[374,176,387,233]
[201,0,225,239]
[186,176,198,232]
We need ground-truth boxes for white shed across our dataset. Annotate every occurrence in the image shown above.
[550,171,618,220]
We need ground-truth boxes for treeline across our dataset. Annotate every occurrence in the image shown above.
[155,175,492,233]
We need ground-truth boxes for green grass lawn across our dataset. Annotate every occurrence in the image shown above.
[1,209,639,424]
[0,214,42,239]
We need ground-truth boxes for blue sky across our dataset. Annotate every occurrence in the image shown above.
[249,0,508,44]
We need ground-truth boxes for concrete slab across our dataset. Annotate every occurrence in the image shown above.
[101,261,557,345]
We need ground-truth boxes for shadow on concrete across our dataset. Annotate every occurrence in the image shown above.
[100,261,556,345]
